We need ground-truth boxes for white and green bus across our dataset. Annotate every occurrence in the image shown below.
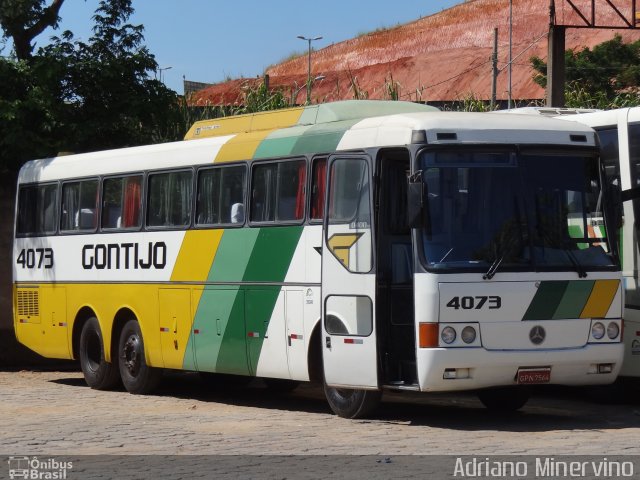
[13,100,624,418]
[559,107,640,385]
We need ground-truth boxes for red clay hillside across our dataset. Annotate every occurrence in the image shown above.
[191,0,640,106]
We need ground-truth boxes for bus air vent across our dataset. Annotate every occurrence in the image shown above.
[437,132,457,141]
[570,134,587,142]
[17,289,40,317]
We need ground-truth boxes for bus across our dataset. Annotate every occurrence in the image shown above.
[558,107,640,386]
[13,100,625,418]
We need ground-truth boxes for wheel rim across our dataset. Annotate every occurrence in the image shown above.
[84,329,102,373]
[122,334,142,377]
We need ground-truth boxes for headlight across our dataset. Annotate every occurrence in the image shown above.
[607,322,620,340]
[441,326,456,344]
[591,322,605,340]
[461,326,477,344]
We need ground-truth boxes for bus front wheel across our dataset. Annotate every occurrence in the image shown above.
[118,319,162,394]
[477,387,530,411]
[323,382,381,418]
[79,317,120,390]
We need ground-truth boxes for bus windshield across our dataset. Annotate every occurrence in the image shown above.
[419,149,617,273]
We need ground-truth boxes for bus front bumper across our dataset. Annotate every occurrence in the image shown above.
[416,343,624,392]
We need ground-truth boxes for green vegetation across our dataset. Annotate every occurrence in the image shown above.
[382,73,401,101]
[456,93,495,112]
[356,24,398,38]
[347,68,369,100]
[233,81,290,114]
[531,34,640,109]
[0,0,179,175]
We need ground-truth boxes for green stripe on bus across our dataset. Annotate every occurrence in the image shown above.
[245,286,281,375]
[253,125,313,159]
[188,287,250,375]
[551,280,595,319]
[523,281,569,320]
[290,120,359,155]
[242,226,303,282]
[208,228,260,282]
[187,226,304,375]
[215,289,250,375]
[186,228,260,373]
[241,226,303,374]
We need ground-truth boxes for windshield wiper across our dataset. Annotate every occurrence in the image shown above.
[483,255,504,280]
[562,243,588,278]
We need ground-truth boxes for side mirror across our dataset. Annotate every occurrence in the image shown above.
[621,185,640,203]
[407,172,425,229]
[608,184,628,230]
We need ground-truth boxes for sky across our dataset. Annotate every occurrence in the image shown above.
[14,0,464,94]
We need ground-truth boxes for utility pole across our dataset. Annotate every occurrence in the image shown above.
[491,28,498,110]
[508,0,513,109]
[297,35,323,104]
[547,1,566,107]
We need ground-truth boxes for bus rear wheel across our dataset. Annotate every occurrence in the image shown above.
[118,319,162,394]
[323,382,381,418]
[79,317,120,390]
[477,387,530,411]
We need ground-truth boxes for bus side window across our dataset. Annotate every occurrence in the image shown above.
[16,184,57,236]
[196,165,246,226]
[277,160,306,221]
[251,163,277,222]
[102,175,142,230]
[596,127,621,187]
[251,159,306,223]
[147,170,193,228]
[60,179,98,232]
[310,158,326,221]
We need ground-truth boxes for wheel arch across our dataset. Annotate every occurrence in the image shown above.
[307,318,323,383]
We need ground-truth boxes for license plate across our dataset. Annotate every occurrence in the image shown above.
[517,368,551,385]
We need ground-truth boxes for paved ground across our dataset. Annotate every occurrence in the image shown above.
[1,369,640,457]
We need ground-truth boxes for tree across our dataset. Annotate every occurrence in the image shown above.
[0,0,180,175]
[531,35,640,108]
[42,0,180,152]
[0,0,65,60]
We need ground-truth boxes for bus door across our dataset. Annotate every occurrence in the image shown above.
[321,155,378,388]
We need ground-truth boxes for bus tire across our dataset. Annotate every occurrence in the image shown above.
[477,387,530,411]
[118,319,161,394]
[323,382,381,418]
[79,317,120,390]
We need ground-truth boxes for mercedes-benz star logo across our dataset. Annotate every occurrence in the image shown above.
[529,326,546,345]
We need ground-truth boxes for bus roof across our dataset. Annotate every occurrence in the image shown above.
[554,107,640,129]
[184,100,439,140]
[18,101,597,184]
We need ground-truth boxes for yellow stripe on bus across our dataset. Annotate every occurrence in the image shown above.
[170,229,223,282]
[580,279,619,318]
[214,130,276,163]
[213,109,304,163]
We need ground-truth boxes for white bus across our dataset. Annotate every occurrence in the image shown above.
[560,107,640,385]
[13,100,624,418]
